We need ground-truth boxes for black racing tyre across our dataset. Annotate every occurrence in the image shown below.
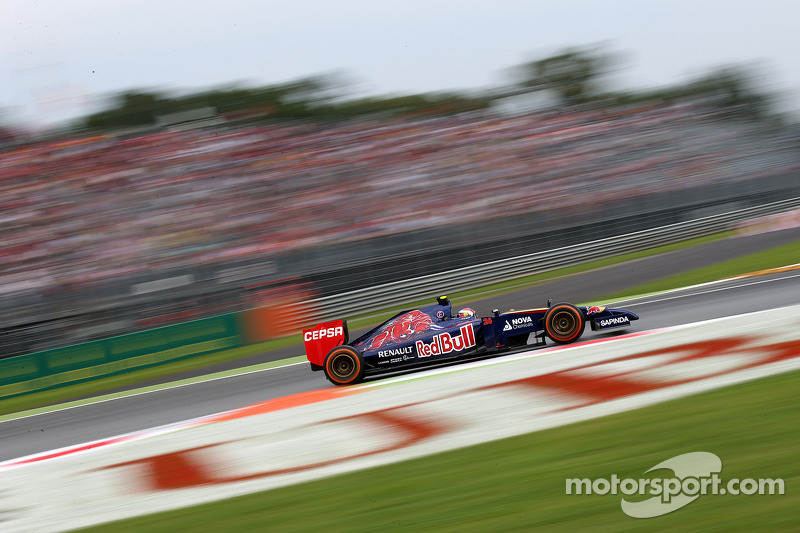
[323,346,365,386]
[544,303,585,344]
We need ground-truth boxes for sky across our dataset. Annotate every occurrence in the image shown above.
[2,0,799,127]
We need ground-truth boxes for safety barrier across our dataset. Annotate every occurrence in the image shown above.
[0,314,243,400]
[311,197,800,320]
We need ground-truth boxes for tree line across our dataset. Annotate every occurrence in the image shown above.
[80,45,776,131]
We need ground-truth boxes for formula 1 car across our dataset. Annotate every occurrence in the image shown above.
[304,296,638,385]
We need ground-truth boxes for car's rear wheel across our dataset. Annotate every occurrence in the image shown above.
[324,346,365,386]
[544,303,585,344]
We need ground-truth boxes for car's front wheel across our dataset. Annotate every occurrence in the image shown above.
[324,346,365,386]
[544,303,585,344]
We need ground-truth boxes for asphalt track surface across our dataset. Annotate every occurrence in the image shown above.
[1,228,799,462]
[78,225,800,390]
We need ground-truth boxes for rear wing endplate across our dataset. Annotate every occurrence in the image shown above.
[303,320,349,366]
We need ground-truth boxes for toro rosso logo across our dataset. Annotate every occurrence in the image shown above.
[416,325,476,358]
[304,326,344,341]
[366,310,434,350]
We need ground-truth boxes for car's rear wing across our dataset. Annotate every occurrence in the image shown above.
[303,320,349,367]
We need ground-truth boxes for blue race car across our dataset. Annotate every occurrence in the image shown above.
[303,296,639,385]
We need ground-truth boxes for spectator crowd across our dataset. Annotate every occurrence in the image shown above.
[2,102,799,298]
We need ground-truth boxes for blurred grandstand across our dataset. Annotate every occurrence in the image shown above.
[1,101,800,357]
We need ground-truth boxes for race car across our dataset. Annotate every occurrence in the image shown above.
[304,296,639,385]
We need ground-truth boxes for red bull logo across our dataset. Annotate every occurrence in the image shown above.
[415,325,476,358]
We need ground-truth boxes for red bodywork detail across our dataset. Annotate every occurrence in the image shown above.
[303,320,347,366]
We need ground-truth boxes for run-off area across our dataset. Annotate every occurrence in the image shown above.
[2,304,800,533]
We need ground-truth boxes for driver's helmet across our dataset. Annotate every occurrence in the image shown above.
[457,308,476,319]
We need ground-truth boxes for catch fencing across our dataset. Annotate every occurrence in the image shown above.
[311,196,800,320]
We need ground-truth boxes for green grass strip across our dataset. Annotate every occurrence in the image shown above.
[600,239,800,302]
[0,337,304,417]
[77,368,800,532]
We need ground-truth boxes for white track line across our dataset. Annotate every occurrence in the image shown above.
[610,271,800,307]
[0,361,308,424]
